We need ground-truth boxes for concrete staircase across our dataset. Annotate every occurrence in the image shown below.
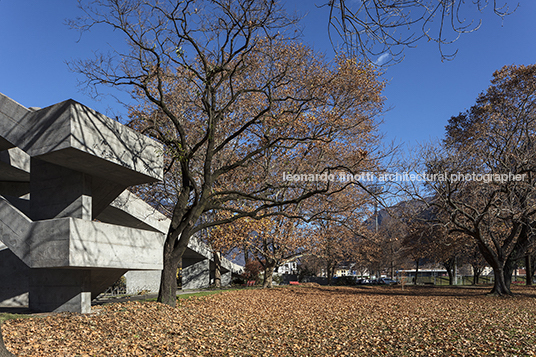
[0,92,164,313]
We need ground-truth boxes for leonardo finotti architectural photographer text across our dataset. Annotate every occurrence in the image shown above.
[282,172,527,183]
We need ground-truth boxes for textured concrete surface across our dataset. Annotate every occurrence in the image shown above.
[182,258,210,290]
[0,246,29,307]
[0,94,163,185]
[29,268,92,314]
[125,270,161,294]
[30,158,93,221]
[90,269,127,300]
[0,92,165,313]
[98,190,170,233]
[100,190,243,293]
[0,147,30,182]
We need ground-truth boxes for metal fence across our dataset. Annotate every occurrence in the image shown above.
[404,275,494,285]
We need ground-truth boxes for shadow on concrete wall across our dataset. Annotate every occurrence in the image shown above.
[0,249,29,306]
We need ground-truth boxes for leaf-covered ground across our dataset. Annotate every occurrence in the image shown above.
[3,285,536,356]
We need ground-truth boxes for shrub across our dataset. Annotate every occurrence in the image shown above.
[241,260,263,283]
[335,276,357,286]
[272,273,283,285]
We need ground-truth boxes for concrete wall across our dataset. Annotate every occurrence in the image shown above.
[0,246,29,307]
[221,271,232,286]
[0,93,166,313]
[0,95,164,186]
[0,196,164,271]
[125,270,161,294]
[29,268,91,313]
[30,159,92,221]
[182,258,210,290]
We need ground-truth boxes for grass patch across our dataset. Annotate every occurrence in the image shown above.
[136,287,247,303]
[0,314,32,324]
[178,289,237,300]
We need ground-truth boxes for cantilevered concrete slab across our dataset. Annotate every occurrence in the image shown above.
[0,197,163,269]
[0,94,162,185]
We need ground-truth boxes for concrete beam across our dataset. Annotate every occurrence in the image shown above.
[0,92,163,186]
[91,177,128,220]
[182,258,210,290]
[66,219,164,270]
[0,93,27,151]
[25,100,163,185]
[221,271,232,286]
[0,195,32,264]
[0,196,164,270]
[0,147,30,182]
[98,190,170,233]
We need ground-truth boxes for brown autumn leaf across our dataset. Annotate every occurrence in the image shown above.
[3,286,536,356]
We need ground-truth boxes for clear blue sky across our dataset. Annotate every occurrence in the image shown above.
[1,0,535,149]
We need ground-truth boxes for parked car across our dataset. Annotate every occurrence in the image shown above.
[377,278,399,285]
[355,278,370,285]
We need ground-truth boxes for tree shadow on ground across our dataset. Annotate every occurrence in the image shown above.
[287,284,536,299]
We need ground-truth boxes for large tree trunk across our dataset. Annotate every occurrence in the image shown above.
[157,239,182,307]
[243,243,249,264]
[526,255,533,286]
[214,251,222,288]
[447,268,454,285]
[471,264,483,285]
[489,266,512,296]
[263,261,276,288]
[443,257,455,285]
[0,325,15,357]
[475,241,513,296]
[327,262,334,285]
[503,258,515,290]
[532,254,536,278]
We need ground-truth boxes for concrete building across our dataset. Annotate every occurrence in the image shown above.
[0,93,242,313]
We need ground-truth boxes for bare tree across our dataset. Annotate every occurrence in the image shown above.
[373,209,406,279]
[69,0,385,306]
[324,0,517,63]
[415,64,536,295]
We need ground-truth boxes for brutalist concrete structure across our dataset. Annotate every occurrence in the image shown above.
[0,93,242,313]
[103,190,242,293]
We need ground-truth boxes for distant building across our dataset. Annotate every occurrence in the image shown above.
[277,262,298,275]
[398,269,448,278]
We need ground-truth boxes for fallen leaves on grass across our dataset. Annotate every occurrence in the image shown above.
[3,286,536,356]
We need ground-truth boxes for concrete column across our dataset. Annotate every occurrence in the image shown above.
[221,271,232,287]
[182,258,210,290]
[30,159,92,221]
[29,268,91,313]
